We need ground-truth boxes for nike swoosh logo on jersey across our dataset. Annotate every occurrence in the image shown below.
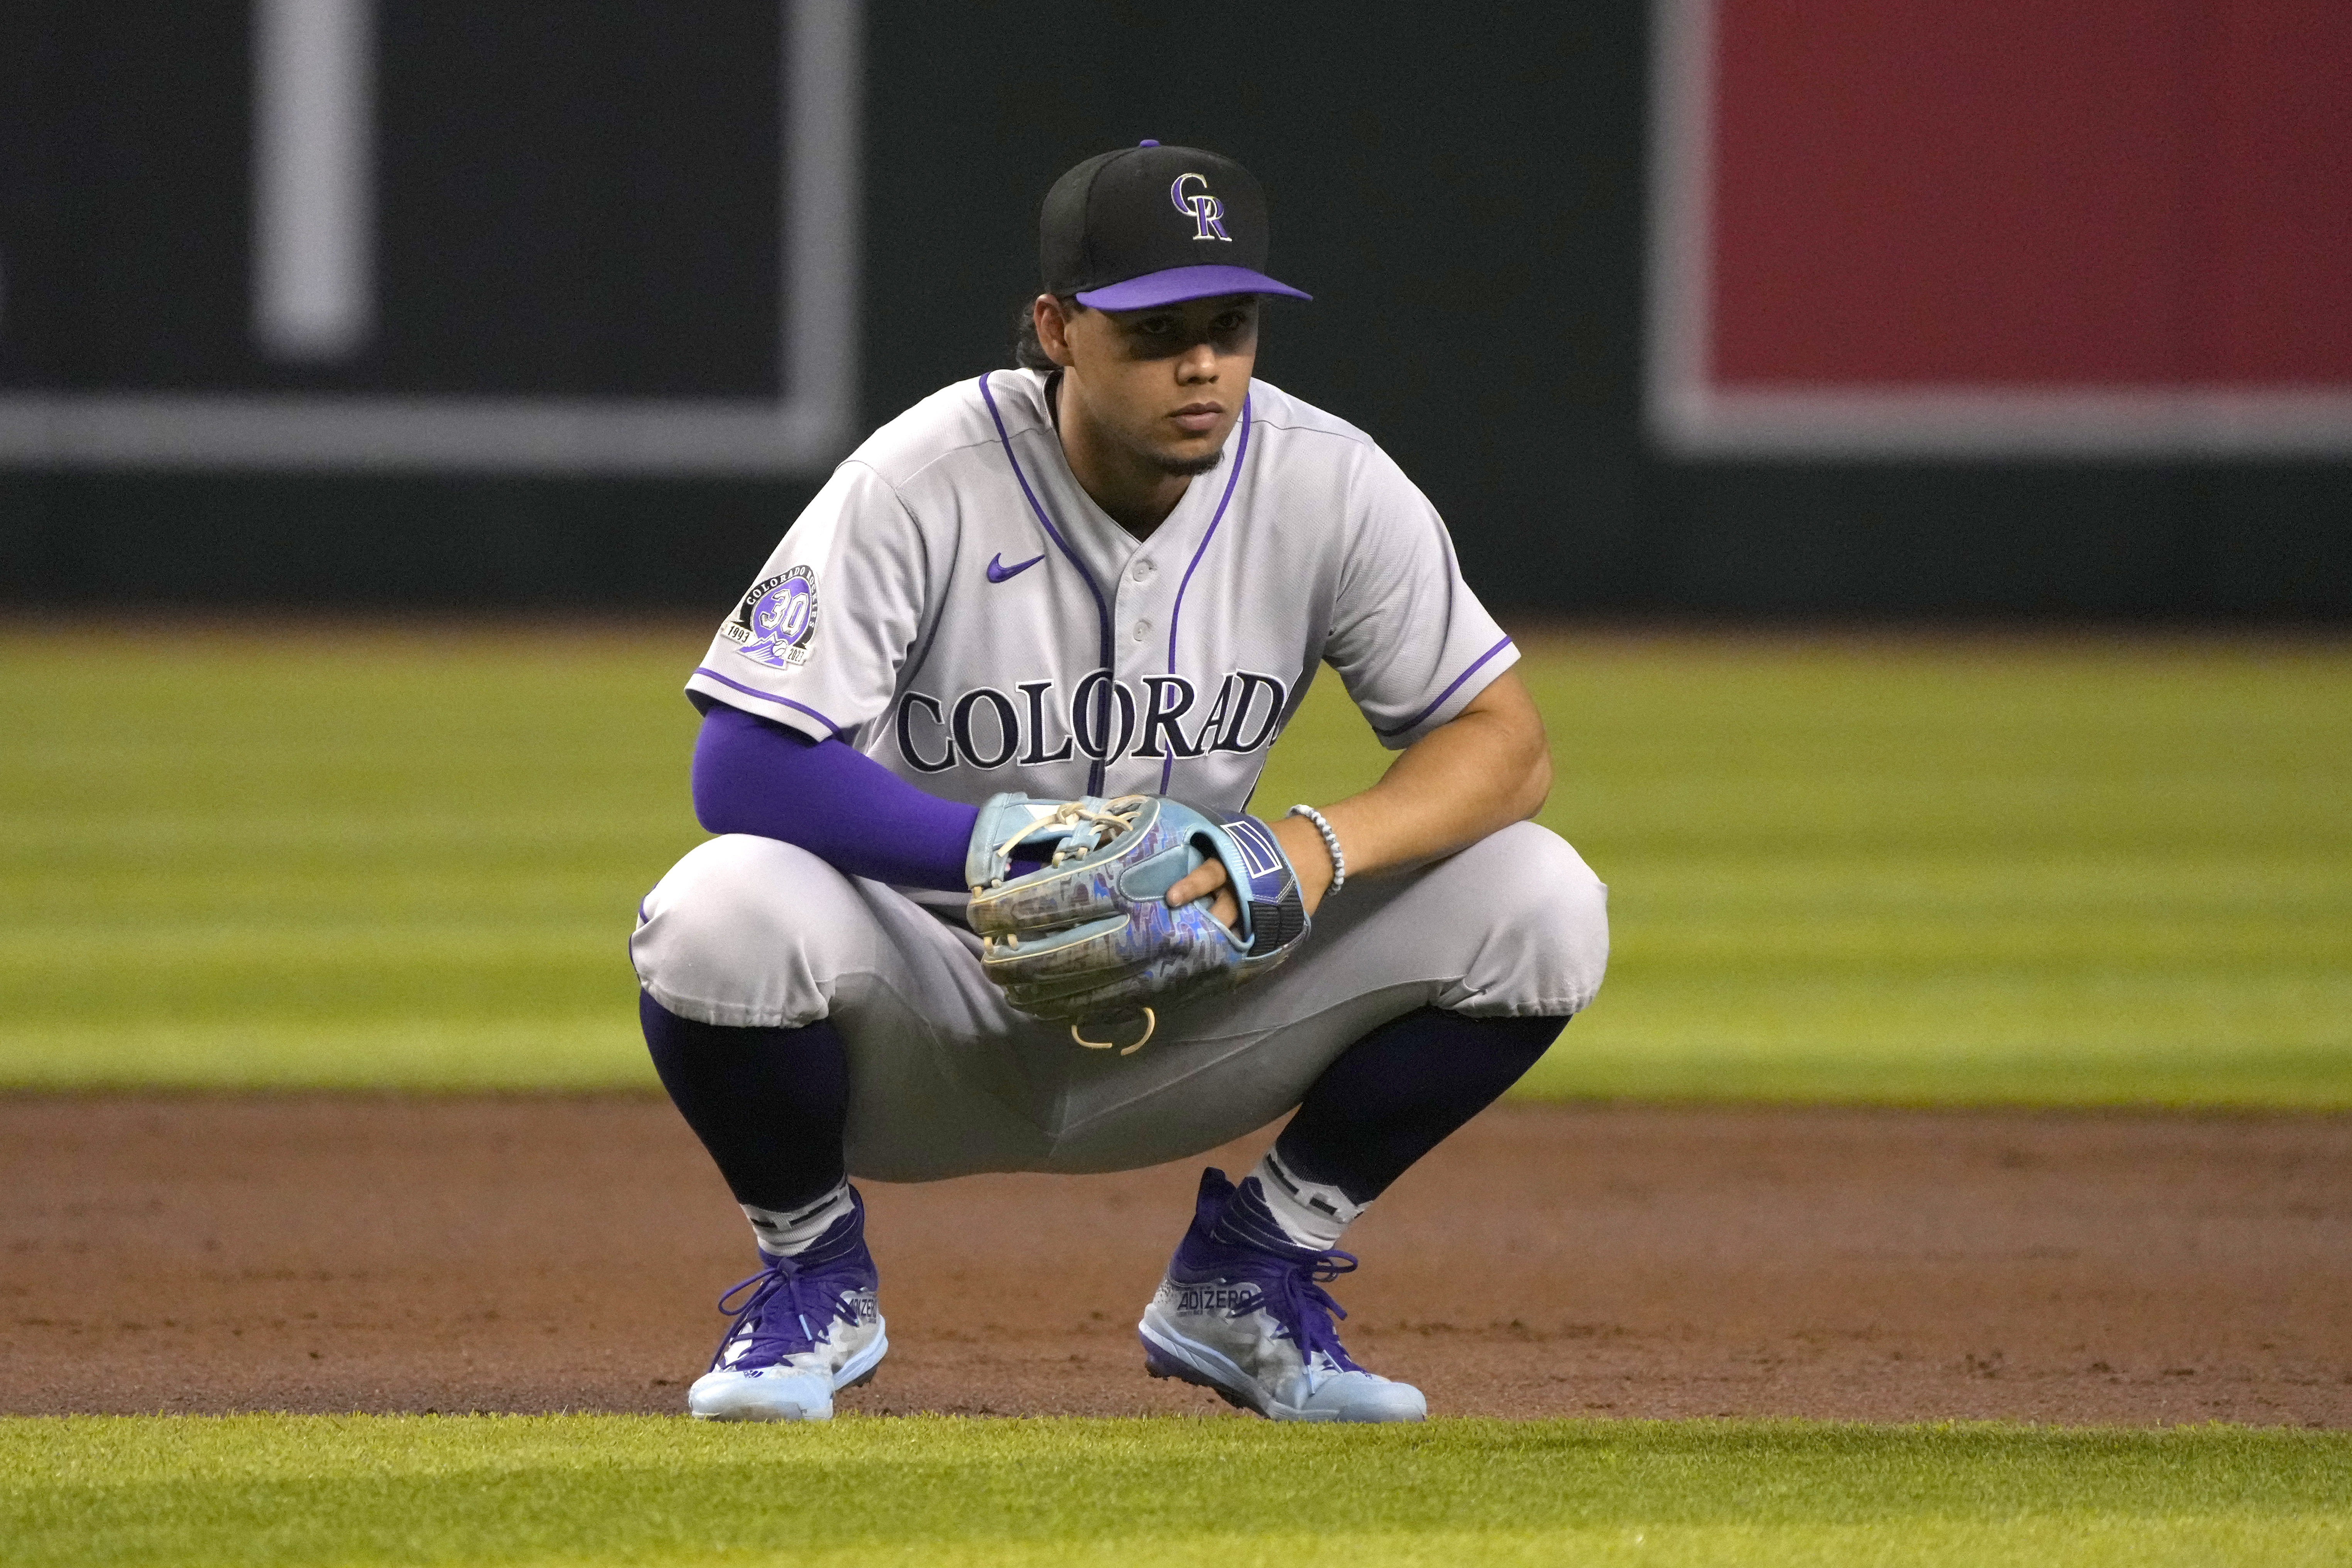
[986,552,1046,583]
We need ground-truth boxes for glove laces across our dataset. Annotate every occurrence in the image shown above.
[980,795,1148,888]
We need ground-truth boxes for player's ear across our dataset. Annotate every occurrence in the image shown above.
[1033,294,1078,368]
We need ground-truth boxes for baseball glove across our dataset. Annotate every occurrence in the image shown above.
[965,792,1310,1053]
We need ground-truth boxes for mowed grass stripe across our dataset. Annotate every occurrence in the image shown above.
[1262,635,2352,1107]
[2,626,2347,1102]
[3,1416,2347,1567]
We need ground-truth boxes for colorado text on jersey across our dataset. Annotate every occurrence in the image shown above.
[893,670,1288,773]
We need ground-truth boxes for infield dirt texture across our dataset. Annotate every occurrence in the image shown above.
[6,1097,2347,1426]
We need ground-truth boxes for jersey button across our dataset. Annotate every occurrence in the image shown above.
[1132,620,1150,641]
[1132,562,1152,582]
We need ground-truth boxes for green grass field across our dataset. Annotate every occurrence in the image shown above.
[6,622,2349,1565]
[3,623,2345,1102]
[5,1416,2347,1567]
[4,625,2352,1105]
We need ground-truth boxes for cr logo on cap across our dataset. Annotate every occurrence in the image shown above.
[1169,173,1232,243]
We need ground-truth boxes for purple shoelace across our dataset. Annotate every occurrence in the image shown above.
[1179,1168,1367,1373]
[708,1210,872,1372]
[1204,1244,1365,1373]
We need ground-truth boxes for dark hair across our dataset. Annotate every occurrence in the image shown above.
[1012,295,1084,371]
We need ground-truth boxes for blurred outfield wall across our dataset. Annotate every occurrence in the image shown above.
[1,1,2346,618]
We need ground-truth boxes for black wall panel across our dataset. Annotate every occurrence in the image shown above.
[2,2,2344,616]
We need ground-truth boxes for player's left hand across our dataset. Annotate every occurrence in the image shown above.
[1165,812,1333,928]
[965,792,1313,1049]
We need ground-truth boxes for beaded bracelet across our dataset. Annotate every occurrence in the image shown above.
[1285,804,1346,896]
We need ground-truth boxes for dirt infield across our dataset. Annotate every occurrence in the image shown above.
[4,1097,2346,1426]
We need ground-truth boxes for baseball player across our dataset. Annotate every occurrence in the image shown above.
[630,141,1609,1423]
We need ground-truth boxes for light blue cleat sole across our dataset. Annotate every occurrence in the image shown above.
[687,1328,888,1422]
[1139,1317,1426,1423]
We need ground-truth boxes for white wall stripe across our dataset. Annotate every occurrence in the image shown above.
[252,0,375,362]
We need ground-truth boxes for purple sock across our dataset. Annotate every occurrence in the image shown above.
[1274,1007,1567,1205]
[639,990,848,1214]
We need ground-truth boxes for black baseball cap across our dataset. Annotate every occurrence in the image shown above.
[1041,140,1312,311]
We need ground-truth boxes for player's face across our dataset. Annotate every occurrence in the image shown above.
[1049,295,1259,476]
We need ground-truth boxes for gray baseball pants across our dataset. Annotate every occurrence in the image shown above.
[630,820,1608,1183]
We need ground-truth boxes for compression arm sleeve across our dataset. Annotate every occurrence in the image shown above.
[691,701,977,892]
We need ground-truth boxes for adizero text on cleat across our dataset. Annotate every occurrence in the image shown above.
[1136,1167,1425,1423]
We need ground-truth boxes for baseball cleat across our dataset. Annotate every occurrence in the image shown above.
[1137,1167,1426,1423]
[687,1191,887,1422]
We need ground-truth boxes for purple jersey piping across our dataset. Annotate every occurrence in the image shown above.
[1370,636,1515,739]
[690,666,845,738]
[1158,393,1253,793]
[978,372,1116,793]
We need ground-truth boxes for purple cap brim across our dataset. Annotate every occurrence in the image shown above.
[1073,264,1312,310]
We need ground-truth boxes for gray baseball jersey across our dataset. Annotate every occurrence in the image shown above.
[686,370,1517,821]
[639,367,1610,1176]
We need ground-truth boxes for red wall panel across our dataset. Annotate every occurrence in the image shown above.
[1708,0,2352,388]
[2204,2,2352,382]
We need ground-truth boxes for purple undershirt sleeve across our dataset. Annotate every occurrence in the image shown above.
[691,701,977,892]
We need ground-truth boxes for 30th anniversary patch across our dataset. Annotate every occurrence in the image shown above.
[723,566,820,670]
